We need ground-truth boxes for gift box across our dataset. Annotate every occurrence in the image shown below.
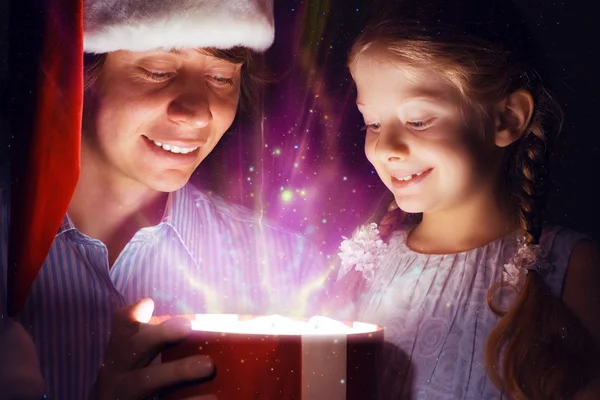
[152,314,383,399]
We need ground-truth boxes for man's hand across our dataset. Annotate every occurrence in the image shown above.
[89,298,214,400]
[0,318,46,400]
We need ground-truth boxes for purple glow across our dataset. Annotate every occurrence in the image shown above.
[193,0,387,256]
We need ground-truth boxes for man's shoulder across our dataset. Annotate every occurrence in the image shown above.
[182,183,306,239]
[185,184,255,221]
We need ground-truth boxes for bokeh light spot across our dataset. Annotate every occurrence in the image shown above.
[281,190,294,203]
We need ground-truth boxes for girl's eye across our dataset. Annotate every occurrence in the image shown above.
[407,119,435,130]
[361,123,381,133]
[140,69,176,82]
[209,75,235,86]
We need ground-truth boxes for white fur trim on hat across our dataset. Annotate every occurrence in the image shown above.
[84,0,274,53]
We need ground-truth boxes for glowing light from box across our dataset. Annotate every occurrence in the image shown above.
[190,314,378,335]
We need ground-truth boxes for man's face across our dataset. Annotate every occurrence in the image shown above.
[83,49,242,193]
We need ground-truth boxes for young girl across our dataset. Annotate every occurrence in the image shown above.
[330,0,600,398]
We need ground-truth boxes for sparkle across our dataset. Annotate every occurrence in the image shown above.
[281,190,294,203]
[192,0,388,259]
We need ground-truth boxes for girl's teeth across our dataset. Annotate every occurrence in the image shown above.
[398,171,425,181]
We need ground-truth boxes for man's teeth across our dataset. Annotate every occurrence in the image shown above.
[397,171,425,181]
[151,140,198,154]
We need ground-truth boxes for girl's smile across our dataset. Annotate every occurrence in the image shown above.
[390,167,433,189]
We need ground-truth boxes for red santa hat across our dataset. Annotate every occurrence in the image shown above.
[7,0,274,317]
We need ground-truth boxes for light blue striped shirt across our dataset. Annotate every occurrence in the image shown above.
[1,171,330,399]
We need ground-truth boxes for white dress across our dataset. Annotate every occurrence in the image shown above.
[337,225,587,399]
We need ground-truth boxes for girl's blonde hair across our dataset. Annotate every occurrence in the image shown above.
[350,0,598,398]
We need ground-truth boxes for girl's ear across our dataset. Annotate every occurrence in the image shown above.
[494,89,535,147]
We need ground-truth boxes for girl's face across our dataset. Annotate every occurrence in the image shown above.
[350,48,505,215]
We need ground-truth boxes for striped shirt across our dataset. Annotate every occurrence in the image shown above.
[1,173,330,399]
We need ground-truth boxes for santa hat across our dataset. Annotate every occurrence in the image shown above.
[7,0,274,317]
[84,0,275,53]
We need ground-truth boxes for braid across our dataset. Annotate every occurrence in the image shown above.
[516,110,550,246]
[378,201,402,242]
[485,86,597,399]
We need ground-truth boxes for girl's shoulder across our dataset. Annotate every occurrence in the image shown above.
[540,225,591,297]
[387,224,588,256]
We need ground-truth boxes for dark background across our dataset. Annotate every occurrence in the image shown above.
[1,0,597,257]
[1,0,7,163]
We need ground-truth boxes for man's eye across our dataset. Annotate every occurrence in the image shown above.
[209,76,235,86]
[140,69,176,82]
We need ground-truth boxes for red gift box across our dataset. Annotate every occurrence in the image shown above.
[151,314,383,399]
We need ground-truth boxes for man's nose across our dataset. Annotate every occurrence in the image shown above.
[167,86,212,128]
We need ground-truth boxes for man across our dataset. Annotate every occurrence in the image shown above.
[0,0,329,398]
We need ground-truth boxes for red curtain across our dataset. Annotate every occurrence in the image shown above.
[7,0,83,317]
